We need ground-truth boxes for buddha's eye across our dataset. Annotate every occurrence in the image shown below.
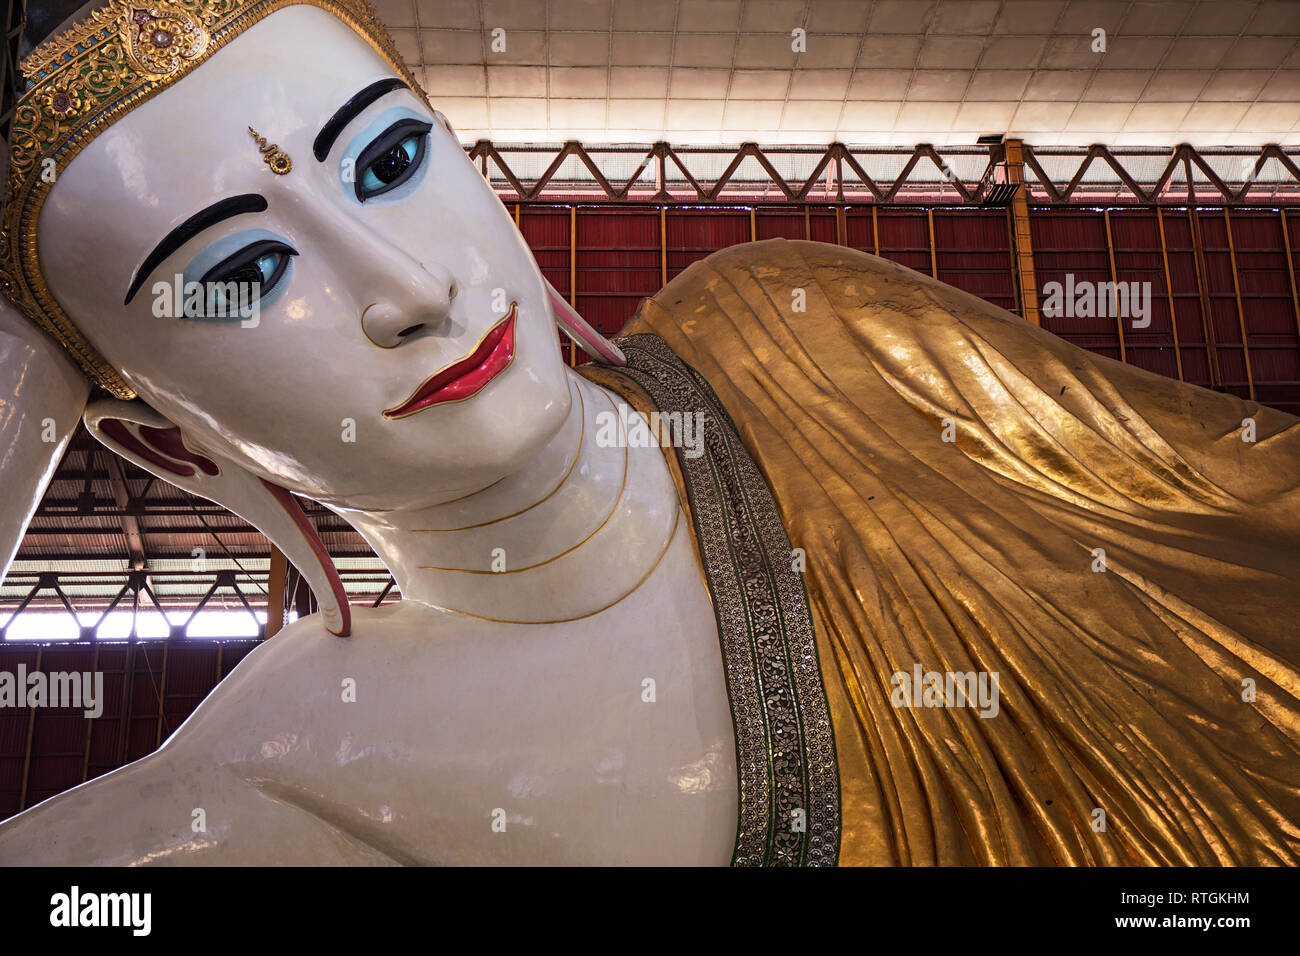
[355,118,432,201]
[196,239,295,318]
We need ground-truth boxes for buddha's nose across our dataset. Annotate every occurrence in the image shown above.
[360,266,458,349]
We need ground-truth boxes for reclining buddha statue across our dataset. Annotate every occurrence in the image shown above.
[0,0,1298,867]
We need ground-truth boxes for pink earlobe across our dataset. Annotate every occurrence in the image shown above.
[99,419,220,478]
[258,479,352,637]
[138,424,220,476]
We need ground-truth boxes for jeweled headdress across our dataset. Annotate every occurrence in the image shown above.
[0,0,421,398]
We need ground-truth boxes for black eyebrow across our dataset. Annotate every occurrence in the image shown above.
[125,194,268,305]
[313,78,410,162]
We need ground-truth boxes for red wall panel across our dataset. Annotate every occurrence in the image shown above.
[754,208,806,241]
[519,202,1300,412]
[1101,210,1175,380]
[665,208,751,285]
[1154,210,1216,388]
[874,209,932,276]
[1196,212,1252,397]
[805,208,838,244]
[517,206,571,303]
[575,208,660,335]
[0,647,41,818]
[933,210,1018,312]
[1029,210,1122,362]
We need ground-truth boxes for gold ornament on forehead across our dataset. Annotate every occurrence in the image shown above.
[0,0,423,399]
[248,127,293,174]
[123,5,210,74]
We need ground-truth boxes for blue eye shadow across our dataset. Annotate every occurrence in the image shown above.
[174,228,295,322]
[340,105,433,204]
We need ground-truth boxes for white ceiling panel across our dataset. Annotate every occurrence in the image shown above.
[376,0,1300,147]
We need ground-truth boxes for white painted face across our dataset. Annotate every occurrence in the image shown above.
[38,6,570,511]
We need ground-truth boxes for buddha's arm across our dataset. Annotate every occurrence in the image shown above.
[0,747,398,866]
[0,618,405,866]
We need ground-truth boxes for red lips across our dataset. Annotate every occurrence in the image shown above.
[383,303,517,420]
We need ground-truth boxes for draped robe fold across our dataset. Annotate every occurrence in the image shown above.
[585,238,1300,866]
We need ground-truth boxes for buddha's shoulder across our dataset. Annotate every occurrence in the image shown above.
[216,601,470,678]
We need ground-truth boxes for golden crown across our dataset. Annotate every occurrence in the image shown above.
[0,0,418,398]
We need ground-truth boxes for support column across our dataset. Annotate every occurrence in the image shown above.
[81,644,100,782]
[154,642,170,748]
[265,545,287,638]
[926,207,938,278]
[115,594,138,767]
[660,206,668,287]
[568,205,577,366]
[1223,207,1256,401]
[1006,204,1022,316]
[1188,207,1221,389]
[18,647,42,811]
[1282,208,1300,343]
[1103,209,1128,364]
[1155,207,1186,382]
[1003,139,1039,325]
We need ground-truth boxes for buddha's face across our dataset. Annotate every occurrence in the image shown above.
[38,6,570,511]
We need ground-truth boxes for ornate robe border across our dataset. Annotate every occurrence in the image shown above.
[591,333,841,866]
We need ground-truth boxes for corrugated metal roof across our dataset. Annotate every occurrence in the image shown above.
[4,425,391,626]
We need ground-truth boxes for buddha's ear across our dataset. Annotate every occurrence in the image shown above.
[83,399,351,637]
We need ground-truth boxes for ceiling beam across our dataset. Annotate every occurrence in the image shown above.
[469,141,1300,207]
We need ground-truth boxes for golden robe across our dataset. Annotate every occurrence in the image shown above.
[599,238,1300,866]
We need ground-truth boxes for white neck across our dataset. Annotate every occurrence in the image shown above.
[335,372,684,622]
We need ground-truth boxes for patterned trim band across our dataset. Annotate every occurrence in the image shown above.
[0,0,420,398]
[597,333,841,866]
